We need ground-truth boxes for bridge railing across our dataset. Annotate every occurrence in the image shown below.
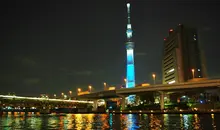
[0,95,93,104]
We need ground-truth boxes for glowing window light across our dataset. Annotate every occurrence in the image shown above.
[168,68,175,73]
[127,29,132,39]
[127,24,131,29]
[168,80,175,84]
[127,3,130,8]
[127,50,134,64]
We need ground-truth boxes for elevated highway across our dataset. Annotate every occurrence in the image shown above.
[0,95,94,114]
[74,79,220,110]
[75,79,220,99]
[117,79,220,95]
[0,95,93,104]
[74,90,118,100]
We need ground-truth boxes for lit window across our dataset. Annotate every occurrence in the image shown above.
[168,68,175,73]
[193,38,196,41]
[127,24,131,29]
[198,69,200,71]
[126,29,132,39]
[168,80,175,84]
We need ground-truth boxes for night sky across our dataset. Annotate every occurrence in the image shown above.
[1,0,220,96]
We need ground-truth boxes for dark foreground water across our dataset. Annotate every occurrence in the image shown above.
[0,112,219,130]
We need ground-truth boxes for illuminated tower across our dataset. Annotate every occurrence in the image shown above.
[126,3,135,88]
[125,3,135,104]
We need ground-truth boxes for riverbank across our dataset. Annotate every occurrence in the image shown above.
[1,109,220,115]
[108,109,220,114]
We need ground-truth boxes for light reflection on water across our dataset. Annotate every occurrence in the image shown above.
[0,113,219,130]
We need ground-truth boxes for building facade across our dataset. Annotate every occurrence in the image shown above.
[162,24,206,84]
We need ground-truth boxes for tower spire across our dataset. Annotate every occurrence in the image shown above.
[127,3,131,24]
[126,3,133,41]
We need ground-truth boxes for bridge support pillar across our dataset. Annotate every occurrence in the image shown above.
[92,100,98,111]
[121,96,125,110]
[159,91,165,110]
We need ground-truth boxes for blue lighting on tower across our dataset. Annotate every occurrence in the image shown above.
[125,3,135,104]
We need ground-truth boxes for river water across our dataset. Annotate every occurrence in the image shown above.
[0,113,219,130]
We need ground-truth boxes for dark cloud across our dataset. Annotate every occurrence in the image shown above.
[23,78,40,85]
[72,70,93,76]
[60,68,93,76]
[202,27,212,31]
[136,52,147,56]
[15,56,36,67]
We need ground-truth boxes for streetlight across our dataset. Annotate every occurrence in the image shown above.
[152,74,156,85]
[54,94,56,99]
[191,69,195,79]
[69,91,72,96]
[69,91,72,100]
[103,82,107,90]
[64,95,67,99]
[88,85,92,92]
[61,92,64,99]
[78,88,81,93]
[124,78,127,84]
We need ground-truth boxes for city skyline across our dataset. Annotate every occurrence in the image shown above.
[1,0,220,96]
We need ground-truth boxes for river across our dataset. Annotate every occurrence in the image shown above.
[0,112,219,129]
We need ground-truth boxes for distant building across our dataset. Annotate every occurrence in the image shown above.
[162,24,207,84]
[108,87,116,90]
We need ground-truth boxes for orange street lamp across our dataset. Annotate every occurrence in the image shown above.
[152,74,156,85]
[78,88,81,93]
[124,78,127,83]
[61,92,64,96]
[69,90,72,95]
[192,69,195,79]
[88,85,92,92]
[103,82,107,90]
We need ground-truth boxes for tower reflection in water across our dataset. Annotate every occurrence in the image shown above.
[120,113,140,130]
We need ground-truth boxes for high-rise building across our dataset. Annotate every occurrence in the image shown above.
[162,24,206,84]
[125,3,135,104]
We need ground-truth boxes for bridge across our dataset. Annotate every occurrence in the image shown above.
[117,79,220,95]
[75,79,220,99]
[74,79,220,110]
[1,79,220,112]
[0,95,94,114]
[0,95,93,104]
